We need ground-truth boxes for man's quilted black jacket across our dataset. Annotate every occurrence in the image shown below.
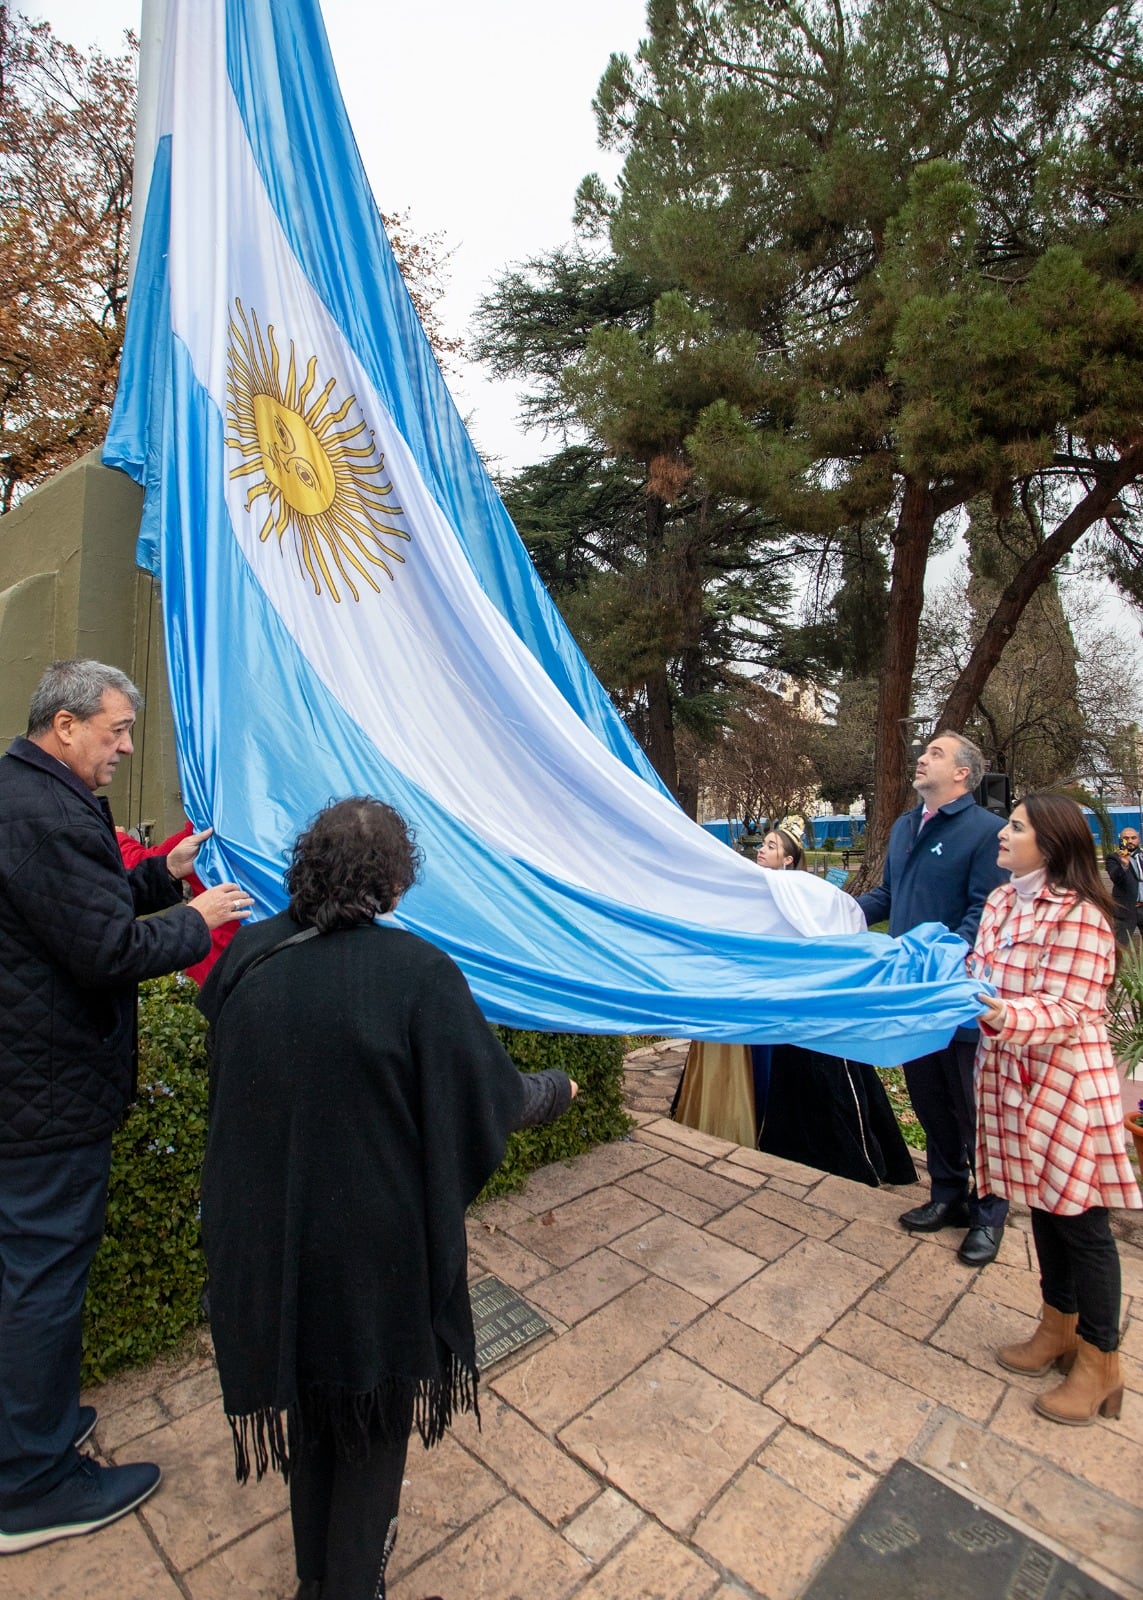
[0,739,211,1156]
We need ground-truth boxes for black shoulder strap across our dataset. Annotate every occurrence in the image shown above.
[204,925,321,1070]
[237,924,321,983]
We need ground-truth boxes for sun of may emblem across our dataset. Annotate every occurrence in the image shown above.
[225,299,410,603]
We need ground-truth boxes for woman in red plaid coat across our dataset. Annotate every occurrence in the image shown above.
[969,792,1140,1426]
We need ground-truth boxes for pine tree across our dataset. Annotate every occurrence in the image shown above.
[476,252,793,810]
[571,0,1143,867]
[915,498,1086,789]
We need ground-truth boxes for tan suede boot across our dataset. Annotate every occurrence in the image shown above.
[1033,1336,1123,1425]
[996,1304,1078,1376]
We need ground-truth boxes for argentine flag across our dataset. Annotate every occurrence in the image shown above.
[104,0,981,1063]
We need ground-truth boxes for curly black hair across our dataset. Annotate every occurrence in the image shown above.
[286,797,423,931]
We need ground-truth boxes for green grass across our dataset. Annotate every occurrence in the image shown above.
[877,1066,927,1150]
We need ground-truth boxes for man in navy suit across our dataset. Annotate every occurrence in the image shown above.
[858,731,1008,1266]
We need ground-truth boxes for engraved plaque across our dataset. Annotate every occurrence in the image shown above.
[470,1276,551,1371]
[802,1459,1121,1600]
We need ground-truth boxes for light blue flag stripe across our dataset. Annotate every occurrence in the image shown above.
[104,134,172,570]
[102,0,988,1066]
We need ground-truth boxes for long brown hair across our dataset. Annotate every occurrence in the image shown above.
[1018,792,1116,932]
[766,828,806,871]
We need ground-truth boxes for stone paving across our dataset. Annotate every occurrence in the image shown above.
[9,1039,1143,1600]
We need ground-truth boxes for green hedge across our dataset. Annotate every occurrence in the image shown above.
[82,975,210,1384]
[81,977,631,1384]
[482,1027,631,1200]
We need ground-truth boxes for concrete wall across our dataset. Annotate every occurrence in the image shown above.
[0,451,185,837]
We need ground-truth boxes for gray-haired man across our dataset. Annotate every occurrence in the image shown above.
[857,731,1009,1267]
[0,661,250,1553]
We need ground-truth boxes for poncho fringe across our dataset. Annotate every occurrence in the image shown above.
[226,1355,481,1483]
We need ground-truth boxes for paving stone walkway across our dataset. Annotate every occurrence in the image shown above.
[10,1039,1143,1599]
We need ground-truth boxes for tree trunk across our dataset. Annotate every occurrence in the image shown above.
[849,476,937,894]
[675,512,708,822]
[644,664,679,799]
[638,484,682,803]
[938,444,1143,731]
[676,762,699,821]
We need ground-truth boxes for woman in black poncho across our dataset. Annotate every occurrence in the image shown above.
[197,798,576,1600]
[752,825,917,1186]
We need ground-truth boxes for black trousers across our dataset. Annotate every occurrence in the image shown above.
[1032,1207,1121,1352]
[0,1136,111,1506]
[904,1039,1008,1227]
[289,1420,411,1600]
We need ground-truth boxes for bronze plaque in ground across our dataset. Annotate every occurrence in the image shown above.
[470,1276,551,1371]
[803,1459,1119,1600]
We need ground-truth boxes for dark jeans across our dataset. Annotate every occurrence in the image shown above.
[0,1136,111,1506]
[290,1419,411,1600]
[904,1039,1008,1228]
[1032,1207,1121,1352]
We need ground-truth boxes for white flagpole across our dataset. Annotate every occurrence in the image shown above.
[128,0,171,299]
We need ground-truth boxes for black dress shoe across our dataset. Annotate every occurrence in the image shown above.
[957,1224,1004,1266]
[898,1197,971,1233]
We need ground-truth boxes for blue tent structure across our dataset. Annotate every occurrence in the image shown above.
[1085,804,1142,844]
[701,816,867,849]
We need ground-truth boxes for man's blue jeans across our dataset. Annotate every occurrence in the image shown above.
[0,1136,111,1507]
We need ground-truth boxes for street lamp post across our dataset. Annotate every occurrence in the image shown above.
[898,716,927,765]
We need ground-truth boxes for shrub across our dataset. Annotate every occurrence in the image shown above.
[81,980,631,1381]
[822,836,835,851]
[1109,936,1143,1075]
[481,1027,632,1200]
[82,974,210,1384]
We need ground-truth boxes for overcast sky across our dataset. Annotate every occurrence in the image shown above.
[22,0,648,472]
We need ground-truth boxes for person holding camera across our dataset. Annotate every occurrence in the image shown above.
[1105,826,1143,945]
